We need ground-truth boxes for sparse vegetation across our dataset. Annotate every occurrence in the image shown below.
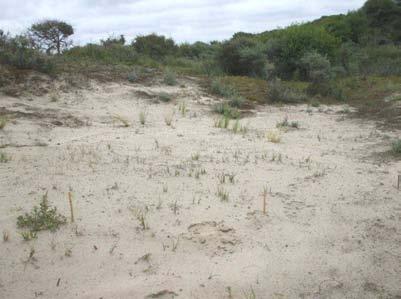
[0,117,7,130]
[158,92,173,102]
[163,69,177,85]
[17,192,67,233]
[392,139,401,154]
[266,130,282,143]
[0,152,10,163]
[217,187,229,201]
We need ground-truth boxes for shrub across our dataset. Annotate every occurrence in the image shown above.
[17,192,67,232]
[163,69,177,85]
[228,95,245,108]
[158,92,173,102]
[299,51,332,82]
[267,78,307,103]
[210,79,236,98]
[392,139,401,154]
[0,33,54,73]
[132,34,177,59]
[266,24,340,79]
[217,37,267,77]
[213,102,240,119]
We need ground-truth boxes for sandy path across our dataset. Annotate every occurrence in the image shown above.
[0,79,400,299]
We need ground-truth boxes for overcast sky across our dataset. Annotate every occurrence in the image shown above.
[0,0,366,44]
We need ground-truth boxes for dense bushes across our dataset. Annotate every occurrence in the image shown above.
[0,31,54,73]
[217,37,267,77]
[132,34,177,60]
[265,25,340,79]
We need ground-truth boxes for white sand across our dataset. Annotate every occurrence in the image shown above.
[0,78,400,299]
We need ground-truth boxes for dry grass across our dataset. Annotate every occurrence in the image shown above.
[266,130,281,143]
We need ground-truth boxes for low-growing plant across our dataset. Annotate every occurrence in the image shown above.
[163,69,177,86]
[158,92,173,102]
[0,152,10,163]
[266,130,281,143]
[210,79,236,98]
[267,78,307,103]
[0,117,7,130]
[228,95,245,108]
[213,102,240,119]
[276,117,299,129]
[217,187,229,201]
[178,101,187,116]
[17,192,67,233]
[392,139,401,154]
[20,231,37,241]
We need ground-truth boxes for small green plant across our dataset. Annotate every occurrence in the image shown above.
[178,101,187,116]
[217,187,229,201]
[0,117,7,130]
[20,231,38,241]
[17,192,67,233]
[0,152,10,163]
[163,69,177,86]
[242,286,256,299]
[392,139,401,154]
[191,152,200,161]
[139,111,147,125]
[213,102,240,119]
[158,92,173,103]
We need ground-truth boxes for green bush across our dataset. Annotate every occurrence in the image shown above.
[299,51,332,82]
[267,78,307,103]
[0,33,54,73]
[392,139,401,154]
[132,34,177,60]
[266,24,340,79]
[17,192,67,232]
[163,69,177,85]
[218,37,267,77]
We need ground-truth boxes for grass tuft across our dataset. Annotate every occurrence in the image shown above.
[392,139,401,154]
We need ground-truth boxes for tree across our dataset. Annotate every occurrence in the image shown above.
[29,20,74,54]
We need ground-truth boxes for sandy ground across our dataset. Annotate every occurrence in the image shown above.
[0,77,400,299]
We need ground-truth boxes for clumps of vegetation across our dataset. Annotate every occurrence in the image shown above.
[0,117,7,130]
[163,69,177,86]
[214,115,231,129]
[392,139,401,154]
[21,231,37,241]
[212,102,240,119]
[266,130,282,143]
[267,79,307,103]
[127,68,142,82]
[0,152,10,163]
[17,192,67,233]
[131,207,148,230]
[276,117,299,129]
[210,79,236,98]
[158,92,173,102]
[217,187,229,201]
